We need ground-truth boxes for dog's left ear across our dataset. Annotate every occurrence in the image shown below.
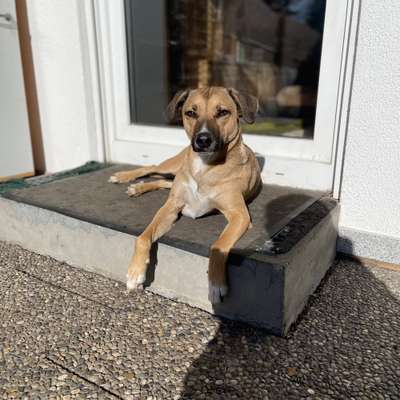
[228,88,259,124]
[165,89,190,124]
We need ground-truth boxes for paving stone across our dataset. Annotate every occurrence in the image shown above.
[0,242,399,399]
[0,242,132,311]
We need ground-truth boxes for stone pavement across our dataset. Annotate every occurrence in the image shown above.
[0,241,399,399]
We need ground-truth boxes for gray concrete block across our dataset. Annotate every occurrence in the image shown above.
[1,165,324,258]
[0,194,338,336]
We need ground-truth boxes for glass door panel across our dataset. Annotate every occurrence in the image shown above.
[125,0,326,139]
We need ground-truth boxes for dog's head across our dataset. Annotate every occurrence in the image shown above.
[166,87,258,155]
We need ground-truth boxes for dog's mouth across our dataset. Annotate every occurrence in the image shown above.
[192,146,218,153]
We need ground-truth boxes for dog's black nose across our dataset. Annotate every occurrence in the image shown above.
[194,132,213,151]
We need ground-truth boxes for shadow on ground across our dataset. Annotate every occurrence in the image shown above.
[181,197,399,399]
[181,258,400,399]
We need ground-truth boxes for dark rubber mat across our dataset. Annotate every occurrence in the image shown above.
[3,165,324,259]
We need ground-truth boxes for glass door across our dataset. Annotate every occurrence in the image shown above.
[95,0,355,190]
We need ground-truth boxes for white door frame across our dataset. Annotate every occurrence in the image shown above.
[92,0,359,191]
[331,0,361,199]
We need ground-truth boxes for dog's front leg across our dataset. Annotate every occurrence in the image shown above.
[208,195,251,304]
[127,198,183,290]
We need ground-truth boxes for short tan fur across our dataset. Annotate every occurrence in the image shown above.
[109,86,261,303]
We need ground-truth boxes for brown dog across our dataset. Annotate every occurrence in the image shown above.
[109,87,261,304]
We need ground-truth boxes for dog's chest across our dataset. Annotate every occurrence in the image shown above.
[181,176,214,219]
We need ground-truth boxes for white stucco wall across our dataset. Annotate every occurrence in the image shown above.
[338,1,400,263]
[26,0,101,173]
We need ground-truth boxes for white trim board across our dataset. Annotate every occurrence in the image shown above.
[109,138,335,190]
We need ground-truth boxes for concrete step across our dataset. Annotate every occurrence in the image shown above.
[0,164,339,336]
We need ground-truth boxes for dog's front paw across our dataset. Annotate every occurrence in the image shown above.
[126,267,146,291]
[126,182,144,197]
[108,171,133,184]
[108,175,119,183]
[208,281,228,304]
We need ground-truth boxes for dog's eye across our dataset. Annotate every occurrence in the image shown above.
[216,109,231,118]
[185,110,197,119]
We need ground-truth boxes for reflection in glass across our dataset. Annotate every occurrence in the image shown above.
[125,0,326,138]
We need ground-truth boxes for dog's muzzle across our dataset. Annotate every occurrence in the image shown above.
[193,131,215,152]
[192,120,221,153]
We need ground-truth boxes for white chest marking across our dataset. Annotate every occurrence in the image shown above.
[192,156,206,175]
[182,176,213,219]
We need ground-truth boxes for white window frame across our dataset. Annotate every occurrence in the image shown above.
[93,0,358,191]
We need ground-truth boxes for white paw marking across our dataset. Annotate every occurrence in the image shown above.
[126,272,146,291]
[126,184,138,196]
[126,181,144,197]
[208,282,228,304]
[108,175,119,183]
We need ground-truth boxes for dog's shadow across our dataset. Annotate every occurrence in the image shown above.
[143,242,158,287]
[255,153,265,172]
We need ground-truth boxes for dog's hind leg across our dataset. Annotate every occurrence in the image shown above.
[108,165,158,184]
[126,179,173,197]
[109,147,187,183]
[126,197,184,290]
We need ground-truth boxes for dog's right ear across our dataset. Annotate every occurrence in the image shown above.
[165,89,190,124]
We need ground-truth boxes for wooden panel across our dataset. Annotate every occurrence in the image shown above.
[16,0,45,174]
